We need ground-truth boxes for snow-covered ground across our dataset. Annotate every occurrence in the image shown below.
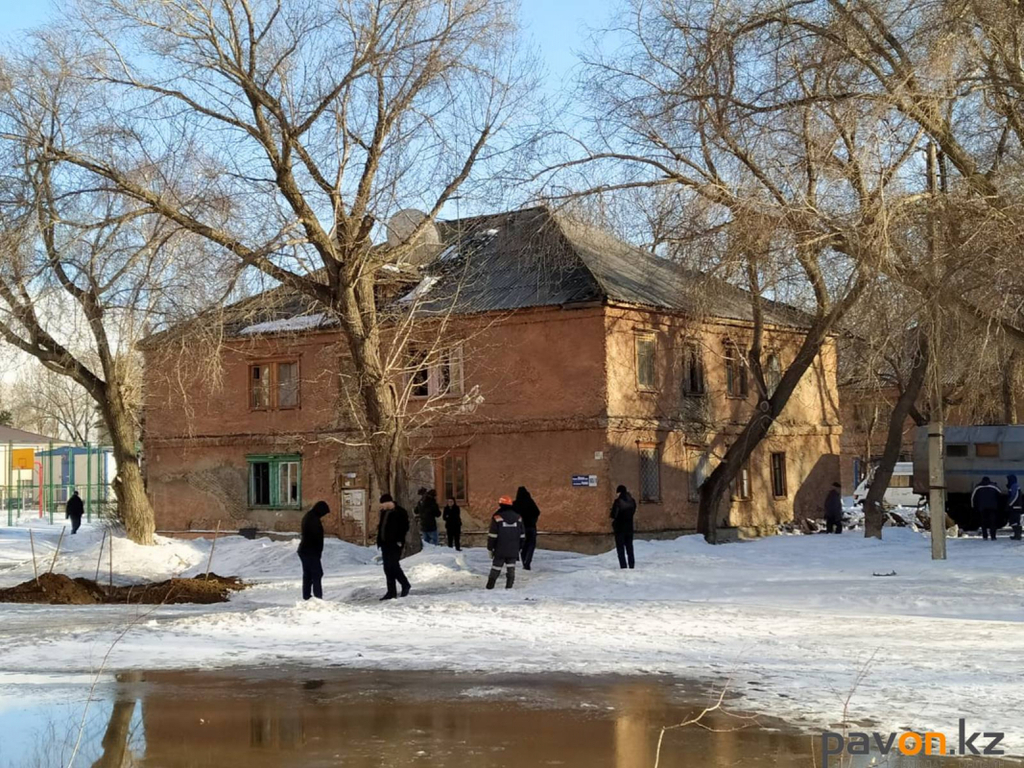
[1,519,1022,750]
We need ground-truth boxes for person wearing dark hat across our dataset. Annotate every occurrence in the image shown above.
[513,486,541,569]
[824,482,843,534]
[415,487,441,546]
[1007,474,1023,541]
[486,495,525,589]
[297,501,332,600]
[611,484,637,569]
[376,493,411,600]
[972,476,1002,540]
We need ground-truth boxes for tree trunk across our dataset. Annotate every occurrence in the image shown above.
[1002,350,1020,424]
[698,323,831,542]
[101,387,155,546]
[863,339,929,539]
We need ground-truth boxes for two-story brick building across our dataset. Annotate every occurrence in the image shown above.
[141,206,842,548]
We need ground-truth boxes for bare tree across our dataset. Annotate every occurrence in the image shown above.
[0,36,233,544]
[543,0,931,540]
[8,364,98,444]
[33,0,538,505]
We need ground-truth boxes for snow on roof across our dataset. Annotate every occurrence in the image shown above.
[399,275,441,304]
[238,313,329,336]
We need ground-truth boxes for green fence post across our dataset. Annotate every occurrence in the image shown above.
[86,442,92,523]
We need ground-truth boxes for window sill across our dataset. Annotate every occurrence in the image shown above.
[248,505,303,511]
[639,499,662,505]
[636,387,659,394]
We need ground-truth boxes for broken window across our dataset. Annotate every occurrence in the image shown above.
[725,344,748,398]
[409,345,464,398]
[682,342,706,396]
[249,361,300,410]
[765,352,782,397]
[248,455,302,508]
[731,459,752,501]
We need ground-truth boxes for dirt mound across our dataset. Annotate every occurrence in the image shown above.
[0,573,246,605]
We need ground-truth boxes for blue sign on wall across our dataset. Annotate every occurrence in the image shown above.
[572,475,598,487]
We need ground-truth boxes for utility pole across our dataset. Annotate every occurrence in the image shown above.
[926,141,947,560]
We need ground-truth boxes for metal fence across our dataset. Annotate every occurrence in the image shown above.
[0,442,117,526]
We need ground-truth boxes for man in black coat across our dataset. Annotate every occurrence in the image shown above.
[297,501,331,600]
[442,497,462,551]
[611,485,637,569]
[513,486,541,570]
[972,476,1002,540]
[377,493,411,600]
[65,490,84,535]
[824,482,843,534]
[1007,474,1023,541]
[486,495,525,589]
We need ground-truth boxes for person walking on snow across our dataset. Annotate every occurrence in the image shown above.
[297,501,331,600]
[65,490,84,535]
[443,496,462,551]
[416,488,441,546]
[973,476,1002,540]
[486,495,525,590]
[1008,474,1023,541]
[377,493,411,600]
[824,482,843,534]
[513,486,541,570]
[611,485,637,569]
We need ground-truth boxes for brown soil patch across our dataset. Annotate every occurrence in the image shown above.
[0,572,246,605]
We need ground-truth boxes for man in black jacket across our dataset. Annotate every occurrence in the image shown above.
[824,482,843,534]
[297,501,331,600]
[486,495,525,589]
[611,485,637,569]
[377,493,411,600]
[972,477,1002,540]
[65,490,84,535]
[513,486,541,570]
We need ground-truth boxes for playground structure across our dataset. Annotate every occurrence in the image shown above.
[0,434,117,526]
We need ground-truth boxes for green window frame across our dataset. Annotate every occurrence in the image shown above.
[247,454,302,509]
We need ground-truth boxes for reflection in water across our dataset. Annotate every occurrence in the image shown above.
[6,670,1022,768]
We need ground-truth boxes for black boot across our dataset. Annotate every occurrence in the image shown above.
[505,567,515,589]
[486,569,500,590]
[1013,525,1022,541]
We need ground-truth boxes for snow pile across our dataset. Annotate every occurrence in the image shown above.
[1,524,1023,750]
[238,313,328,336]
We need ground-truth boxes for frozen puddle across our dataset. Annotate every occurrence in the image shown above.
[0,669,1020,767]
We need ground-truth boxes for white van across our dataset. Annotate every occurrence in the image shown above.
[853,462,924,508]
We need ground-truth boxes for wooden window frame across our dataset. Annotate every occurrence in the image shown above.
[436,450,469,504]
[731,458,753,501]
[246,454,303,509]
[634,332,657,392]
[409,345,465,400]
[638,442,662,504]
[248,359,301,412]
[682,341,706,396]
[765,351,782,397]
[725,343,749,399]
[689,450,710,503]
[770,452,788,499]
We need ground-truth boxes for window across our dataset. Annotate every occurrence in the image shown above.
[725,344,748,398]
[689,450,711,502]
[682,342,706,396]
[438,452,468,502]
[890,474,911,488]
[731,459,752,501]
[639,444,661,503]
[247,455,302,508]
[635,333,657,390]
[765,353,782,397]
[409,345,464,398]
[975,442,1000,458]
[249,361,300,410]
[946,443,969,457]
[770,452,787,498]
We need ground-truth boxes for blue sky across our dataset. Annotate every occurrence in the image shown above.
[0,0,606,87]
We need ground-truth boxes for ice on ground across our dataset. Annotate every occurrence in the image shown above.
[1,522,1022,751]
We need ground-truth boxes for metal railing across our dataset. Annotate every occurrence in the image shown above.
[1,441,117,526]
